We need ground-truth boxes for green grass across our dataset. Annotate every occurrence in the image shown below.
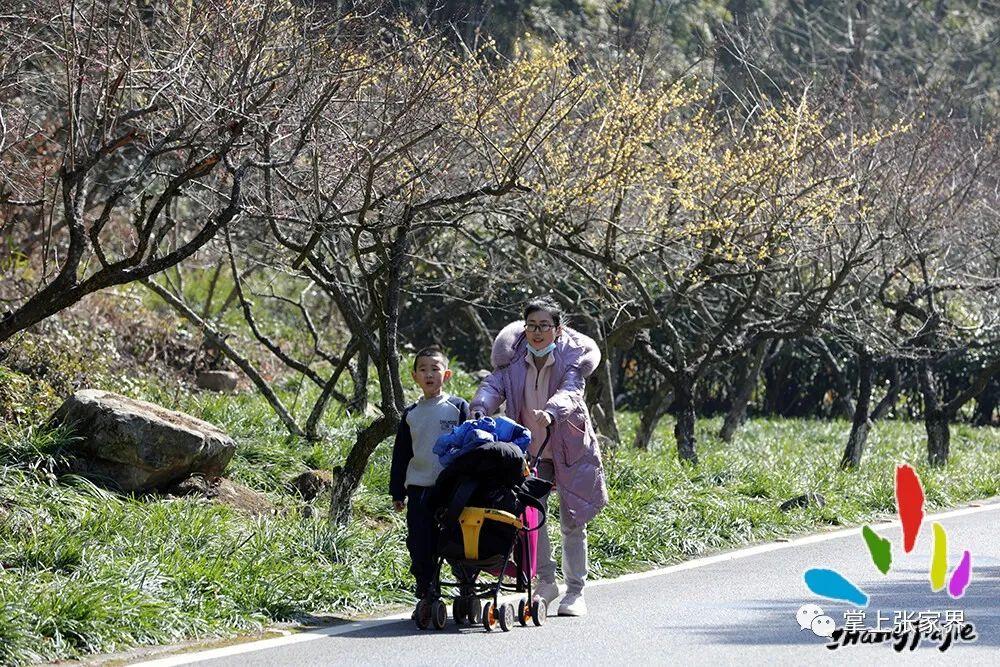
[587,414,1000,575]
[2,369,999,664]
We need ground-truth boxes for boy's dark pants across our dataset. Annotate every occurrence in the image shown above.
[406,485,479,599]
[406,485,437,597]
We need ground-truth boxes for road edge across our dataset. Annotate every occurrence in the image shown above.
[120,497,1000,667]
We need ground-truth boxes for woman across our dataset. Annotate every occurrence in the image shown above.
[470,298,608,616]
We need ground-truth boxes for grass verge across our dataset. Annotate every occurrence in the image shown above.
[1,374,998,665]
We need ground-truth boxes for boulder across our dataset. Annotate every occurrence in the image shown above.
[51,389,236,492]
[289,469,333,501]
[166,474,273,516]
[196,370,239,392]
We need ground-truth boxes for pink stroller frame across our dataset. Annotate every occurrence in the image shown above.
[417,425,552,632]
[487,504,541,580]
[487,423,550,580]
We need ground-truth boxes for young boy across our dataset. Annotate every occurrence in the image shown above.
[389,346,468,600]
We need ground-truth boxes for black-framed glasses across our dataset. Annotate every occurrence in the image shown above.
[524,323,555,333]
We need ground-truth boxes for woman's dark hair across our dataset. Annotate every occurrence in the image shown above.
[523,298,563,327]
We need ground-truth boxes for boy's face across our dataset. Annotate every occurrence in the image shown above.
[413,354,451,396]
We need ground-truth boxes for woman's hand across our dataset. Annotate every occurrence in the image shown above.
[532,409,553,427]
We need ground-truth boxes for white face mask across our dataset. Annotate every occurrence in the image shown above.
[528,341,556,357]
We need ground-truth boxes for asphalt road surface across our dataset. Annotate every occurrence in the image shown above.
[136,502,1000,667]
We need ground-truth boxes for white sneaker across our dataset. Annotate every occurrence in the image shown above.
[534,580,560,606]
[558,592,587,616]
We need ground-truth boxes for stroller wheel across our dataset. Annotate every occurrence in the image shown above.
[498,602,515,632]
[482,601,497,632]
[452,597,467,625]
[414,599,431,630]
[517,598,529,627]
[431,599,447,630]
[531,598,547,626]
[468,596,483,624]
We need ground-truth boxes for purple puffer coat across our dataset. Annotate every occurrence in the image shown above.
[470,321,609,525]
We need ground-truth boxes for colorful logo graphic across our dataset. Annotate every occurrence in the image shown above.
[795,464,978,652]
[803,464,973,605]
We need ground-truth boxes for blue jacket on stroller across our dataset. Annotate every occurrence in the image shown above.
[433,416,531,467]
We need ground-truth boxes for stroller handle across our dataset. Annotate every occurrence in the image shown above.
[528,422,552,470]
[521,423,553,534]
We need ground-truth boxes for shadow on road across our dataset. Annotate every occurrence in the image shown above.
[666,565,999,649]
[332,618,489,640]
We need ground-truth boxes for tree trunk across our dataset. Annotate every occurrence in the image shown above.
[925,409,950,466]
[841,346,874,469]
[0,279,82,346]
[328,222,409,525]
[919,362,950,466]
[973,379,998,426]
[871,360,901,421]
[306,338,363,439]
[1,173,241,346]
[673,376,698,464]
[328,413,398,525]
[720,340,767,442]
[634,385,673,450]
[586,350,621,443]
[812,338,855,419]
[763,356,787,416]
[201,261,224,319]
[347,347,369,414]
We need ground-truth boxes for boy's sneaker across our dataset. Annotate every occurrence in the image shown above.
[558,592,587,616]
[534,580,560,606]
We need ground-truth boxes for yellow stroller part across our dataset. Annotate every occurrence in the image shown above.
[458,507,524,560]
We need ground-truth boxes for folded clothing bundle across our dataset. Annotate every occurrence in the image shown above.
[433,415,531,468]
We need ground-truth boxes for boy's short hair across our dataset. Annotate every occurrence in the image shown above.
[413,346,449,371]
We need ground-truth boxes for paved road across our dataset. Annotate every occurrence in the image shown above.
[142,503,1000,666]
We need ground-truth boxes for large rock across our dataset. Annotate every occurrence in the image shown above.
[51,389,236,492]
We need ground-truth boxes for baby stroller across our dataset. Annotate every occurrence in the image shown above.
[414,426,552,632]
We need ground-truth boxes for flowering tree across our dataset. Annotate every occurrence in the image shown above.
[870,123,1000,465]
[193,32,592,522]
[496,70,893,462]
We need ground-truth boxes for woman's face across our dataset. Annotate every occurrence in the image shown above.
[525,309,560,350]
